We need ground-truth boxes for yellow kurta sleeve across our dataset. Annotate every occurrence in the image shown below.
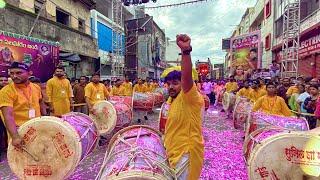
[252,96,263,112]
[46,79,53,102]
[67,80,73,98]
[103,85,109,98]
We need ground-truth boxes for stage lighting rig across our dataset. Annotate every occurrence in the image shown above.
[122,0,157,6]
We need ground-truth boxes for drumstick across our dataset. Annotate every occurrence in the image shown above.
[291,110,315,117]
[72,103,87,107]
[22,147,40,162]
[123,133,152,140]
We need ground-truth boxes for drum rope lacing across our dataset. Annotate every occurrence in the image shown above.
[68,114,99,156]
[96,127,180,179]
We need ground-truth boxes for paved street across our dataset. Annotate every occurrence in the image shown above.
[0,105,247,179]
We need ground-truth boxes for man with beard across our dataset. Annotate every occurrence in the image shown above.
[122,77,132,96]
[0,62,46,149]
[236,80,251,99]
[277,77,291,104]
[46,67,73,117]
[162,34,204,180]
[248,80,266,102]
[111,79,125,96]
[84,73,109,114]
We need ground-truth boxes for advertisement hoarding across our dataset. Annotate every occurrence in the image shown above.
[0,31,59,82]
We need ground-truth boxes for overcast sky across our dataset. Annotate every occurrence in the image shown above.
[145,0,257,64]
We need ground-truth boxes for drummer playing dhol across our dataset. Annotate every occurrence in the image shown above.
[0,62,47,148]
[162,34,204,180]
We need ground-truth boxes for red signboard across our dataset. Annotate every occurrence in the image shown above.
[299,33,320,57]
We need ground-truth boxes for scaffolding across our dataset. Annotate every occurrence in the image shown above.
[281,0,300,78]
[111,0,124,77]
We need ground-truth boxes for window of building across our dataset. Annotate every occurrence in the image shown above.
[265,34,271,51]
[265,0,272,19]
[34,0,44,14]
[78,19,85,32]
[275,16,283,38]
[300,0,320,20]
[56,8,70,26]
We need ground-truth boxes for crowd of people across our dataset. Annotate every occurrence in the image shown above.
[195,75,320,130]
[0,64,165,160]
[1,34,319,180]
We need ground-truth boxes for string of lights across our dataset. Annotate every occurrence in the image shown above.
[145,0,213,9]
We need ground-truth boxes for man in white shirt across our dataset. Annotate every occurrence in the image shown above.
[297,84,310,113]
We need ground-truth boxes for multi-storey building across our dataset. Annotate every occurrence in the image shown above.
[90,0,134,80]
[249,0,274,68]
[272,0,320,77]
[125,6,166,80]
[1,0,98,78]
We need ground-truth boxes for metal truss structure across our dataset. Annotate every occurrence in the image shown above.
[111,0,124,77]
[281,0,300,78]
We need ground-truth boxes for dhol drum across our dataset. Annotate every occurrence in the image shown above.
[233,96,252,130]
[222,92,236,111]
[159,102,170,134]
[245,112,310,140]
[247,127,320,179]
[109,99,133,132]
[203,94,210,111]
[96,125,172,180]
[90,100,132,135]
[7,113,99,180]
[151,92,165,107]
[133,92,155,112]
[109,96,133,109]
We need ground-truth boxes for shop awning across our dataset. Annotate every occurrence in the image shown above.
[59,52,81,62]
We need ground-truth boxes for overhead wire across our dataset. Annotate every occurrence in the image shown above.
[145,0,213,9]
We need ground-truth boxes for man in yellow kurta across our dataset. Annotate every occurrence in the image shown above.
[111,79,125,96]
[144,81,153,92]
[122,77,132,96]
[162,34,204,180]
[236,80,251,99]
[0,62,46,148]
[151,79,159,91]
[252,82,292,116]
[248,80,267,102]
[84,73,109,114]
[286,85,299,97]
[224,77,238,93]
[133,79,146,93]
[46,67,73,117]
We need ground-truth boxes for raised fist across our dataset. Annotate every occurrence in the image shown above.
[176,34,191,51]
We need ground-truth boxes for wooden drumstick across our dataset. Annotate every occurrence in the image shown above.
[22,147,40,162]
[124,133,152,140]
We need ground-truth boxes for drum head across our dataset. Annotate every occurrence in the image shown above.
[248,131,320,179]
[222,93,230,111]
[90,101,117,135]
[7,116,82,180]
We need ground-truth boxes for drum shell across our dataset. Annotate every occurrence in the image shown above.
[203,94,210,110]
[233,97,252,129]
[133,93,155,112]
[222,92,236,111]
[159,102,170,134]
[248,127,320,179]
[7,114,98,180]
[97,125,171,180]
[245,112,310,140]
[109,101,133,132]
